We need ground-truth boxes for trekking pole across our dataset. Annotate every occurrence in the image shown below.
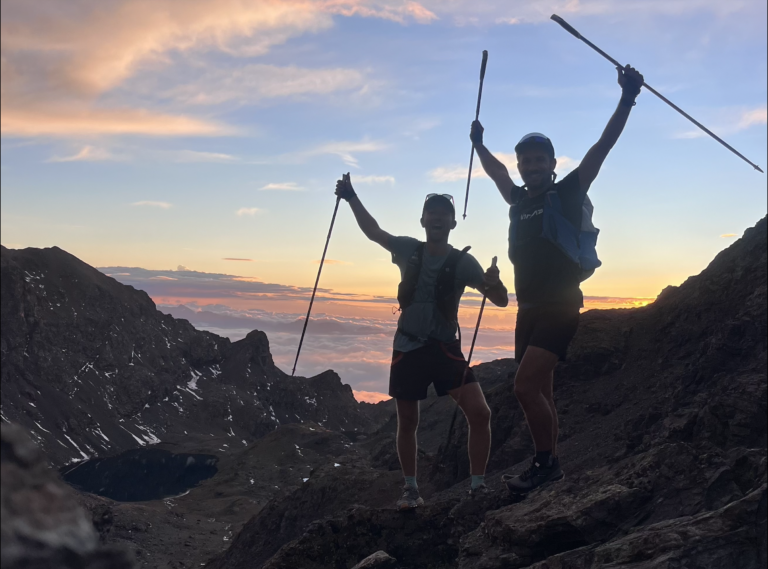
[462,50,489,220]
[441,256,497,463]
[291,179,344,376]
[550,14,764,174]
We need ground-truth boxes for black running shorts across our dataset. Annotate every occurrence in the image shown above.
[389,340,477,401]
[515,304,580,362]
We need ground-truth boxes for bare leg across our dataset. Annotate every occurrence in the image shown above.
[396,399,419,477]
[449,382,492,475]
[514,346,559,453]
[541,369,559,456]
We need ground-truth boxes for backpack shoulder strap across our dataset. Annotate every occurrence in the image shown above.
[434,245,471,324]
[396,242,424,312]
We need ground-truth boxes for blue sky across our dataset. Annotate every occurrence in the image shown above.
[1,0,766,397]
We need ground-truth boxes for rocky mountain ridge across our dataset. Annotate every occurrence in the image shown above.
[0,245,376,468]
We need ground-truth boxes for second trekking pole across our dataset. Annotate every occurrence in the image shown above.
[291,177,344,376]
[441,256,497,463]
[550,14,764,174]
[461,50,489,220]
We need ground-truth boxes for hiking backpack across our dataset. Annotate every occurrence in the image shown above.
[508,191,601,281]
[395,243,471,339]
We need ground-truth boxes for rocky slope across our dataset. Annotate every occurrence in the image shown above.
[0,245,376,468]
[207,217,767,569]
[1,422,136,569]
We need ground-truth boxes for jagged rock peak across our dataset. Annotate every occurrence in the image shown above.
[1,246,377,467]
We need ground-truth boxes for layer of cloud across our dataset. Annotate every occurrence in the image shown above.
[429,164,487,183]
[737,107,767,129]
[97,266,661,393]
[720,233,737,238]
[675,106,767,139]
[309,139,389,167]
[223,257,255,261]
[5,0,755,139]
[353,175,396,185]
[173,150,238,162]
[132,200,172,208]
[282,139,389,167]
[167,64,367,105]
[47,145,123,163]
[236,207,261,216]
[259,182,304,191]
[1,107,234,138]
[0,0,434,138]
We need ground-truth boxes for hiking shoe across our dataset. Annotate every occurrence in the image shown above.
[503,456,564,494]
[396,485,424,510]
[469,483,491,498]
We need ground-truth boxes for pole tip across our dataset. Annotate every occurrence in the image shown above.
[462,213,467,220]
[755,165,765,174]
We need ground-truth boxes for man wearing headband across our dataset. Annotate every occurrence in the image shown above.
[335,174,509,509]
[469,64,644,493]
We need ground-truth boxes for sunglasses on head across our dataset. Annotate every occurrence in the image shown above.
[424,193,455,204]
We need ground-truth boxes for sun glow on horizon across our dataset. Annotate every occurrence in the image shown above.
[353,390,391,404]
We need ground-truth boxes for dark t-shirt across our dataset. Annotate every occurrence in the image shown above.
[510,168,589,307]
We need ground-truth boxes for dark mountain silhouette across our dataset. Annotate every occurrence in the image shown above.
[1,216,765,569]
[0,245,377,468]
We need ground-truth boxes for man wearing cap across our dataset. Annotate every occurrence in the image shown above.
[335,174,509,509]
[469,64,644,493]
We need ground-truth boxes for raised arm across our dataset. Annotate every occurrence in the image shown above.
[335,174,392,248]
[470,120,520,205]
[579,65,644,190]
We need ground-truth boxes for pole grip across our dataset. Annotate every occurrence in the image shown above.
[550,14,581,39]
[491,256,497,268]
[480,50,488,80]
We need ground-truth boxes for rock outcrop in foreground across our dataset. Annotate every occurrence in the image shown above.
[0,245,376,467]
[208,218,766,569]
[1,422,136,569]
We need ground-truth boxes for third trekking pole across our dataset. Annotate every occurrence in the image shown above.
[550,14,764,174]
[462,50,489,220]
[441,256,497,462]
[291,180,343,376]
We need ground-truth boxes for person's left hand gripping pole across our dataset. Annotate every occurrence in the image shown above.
[291,174,346,376]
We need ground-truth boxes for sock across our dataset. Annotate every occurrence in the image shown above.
[471,474,485,490]
[404,475,418,489]
[535,450,552,466]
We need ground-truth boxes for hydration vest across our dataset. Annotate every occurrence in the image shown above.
[396,243,471,340]
[508,190,601,282]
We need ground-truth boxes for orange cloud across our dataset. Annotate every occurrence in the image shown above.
[314,259,351,265]
[1,107,233,138]
[0,0,434,138]
[352,390,391,403]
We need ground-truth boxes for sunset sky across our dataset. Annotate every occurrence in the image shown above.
[2,0,766,401]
